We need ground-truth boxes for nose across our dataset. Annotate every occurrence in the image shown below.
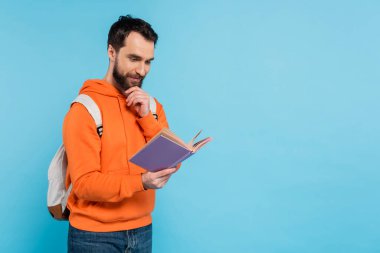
[136,62,147,77]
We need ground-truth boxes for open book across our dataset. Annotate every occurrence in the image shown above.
[130,128,212,172]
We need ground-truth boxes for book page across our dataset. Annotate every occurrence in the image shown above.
[188,130,202,147]
[192,137,212,152]
[160,128,190,149]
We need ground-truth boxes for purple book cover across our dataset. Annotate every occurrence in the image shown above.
[130,135,192,172]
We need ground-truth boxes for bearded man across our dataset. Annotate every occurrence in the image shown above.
[63,15,178,253]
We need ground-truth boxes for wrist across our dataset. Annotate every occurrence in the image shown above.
[141,173,148,190]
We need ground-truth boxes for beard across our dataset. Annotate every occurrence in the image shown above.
[112,58,144,91]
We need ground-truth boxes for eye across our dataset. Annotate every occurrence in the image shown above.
[145,61,151,65]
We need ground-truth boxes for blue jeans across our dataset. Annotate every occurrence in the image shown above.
[68,223,152,253]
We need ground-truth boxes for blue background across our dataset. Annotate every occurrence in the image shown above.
[0,0,379,252]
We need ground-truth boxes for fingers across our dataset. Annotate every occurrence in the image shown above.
[142,168,177,190]
[147,173,172,189]
[152,168,176,188]
[154,177,170,189]
[127,95,148,107]
[125,89,147,100]
[124,87,146,100]
[124,86,141,96]
[158,177,171,188]
[156,174,171,185]
[125,89,149,107]
[155,167,177,178]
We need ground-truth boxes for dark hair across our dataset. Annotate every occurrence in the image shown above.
[107,15,158,52]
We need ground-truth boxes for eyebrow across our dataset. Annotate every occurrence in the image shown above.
[128,54,154,62]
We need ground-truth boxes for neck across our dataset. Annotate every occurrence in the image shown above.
[103,66,125,96]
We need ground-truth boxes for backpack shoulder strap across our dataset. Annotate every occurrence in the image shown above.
[149,96,158,120]
[72,94,103,136]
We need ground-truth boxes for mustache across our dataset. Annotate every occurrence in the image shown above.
[127,74,144,80]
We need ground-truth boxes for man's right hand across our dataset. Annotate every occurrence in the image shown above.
[142,167,178,189]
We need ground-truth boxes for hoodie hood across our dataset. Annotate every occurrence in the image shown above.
[79,79,124,98]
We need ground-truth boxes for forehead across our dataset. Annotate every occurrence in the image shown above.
[120,31,154,58]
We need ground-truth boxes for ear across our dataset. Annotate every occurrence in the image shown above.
[107,45,116,62]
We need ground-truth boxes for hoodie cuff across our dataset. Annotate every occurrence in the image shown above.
[121,174,145,197]
[136,113,162,138]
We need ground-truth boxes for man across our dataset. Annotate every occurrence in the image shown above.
[63,15,178,253]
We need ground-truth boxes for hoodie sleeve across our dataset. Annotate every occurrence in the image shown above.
[63,103,145,203]
[136,99,169,142]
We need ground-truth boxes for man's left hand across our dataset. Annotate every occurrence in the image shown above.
[125,87,150,118]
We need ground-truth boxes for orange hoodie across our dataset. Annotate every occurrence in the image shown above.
[63,79,169,232]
